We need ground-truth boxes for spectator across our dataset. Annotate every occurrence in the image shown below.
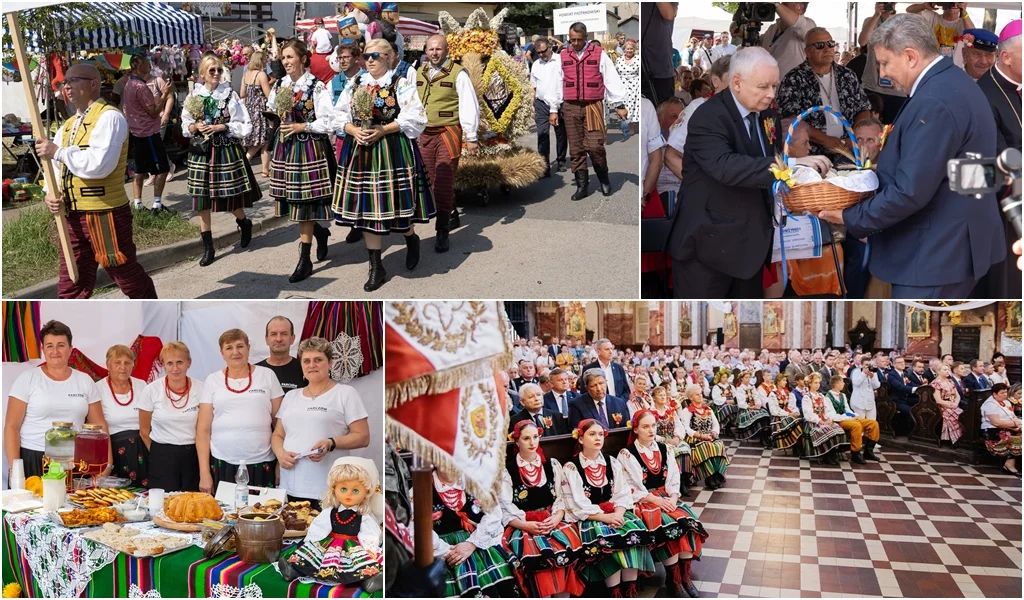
[641,2,679,104]
[530,38,567,178]
[980,383,1021,475]
[617,40,642,139]
[674,65,694,103]
[859,3,905,124]
[959,27,998,80]
[713,30,738,60]
[964,359,991,391]
[124,54,174,211]
[694,34,716,72]
[906,2,974,57]
[932,364,964,446]
[761,2,817,80]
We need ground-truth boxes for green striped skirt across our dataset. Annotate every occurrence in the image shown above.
[685,439,730,481]
[439,529,520,597]
[770,415,803,450]
[736,408,770,440]
[713,402,739,428]
[502,522,585,597]
[800,422,850,459]
[270,134,336,222]
[633,489,708,563]
[577,510,655,582]
[187,138,261,212]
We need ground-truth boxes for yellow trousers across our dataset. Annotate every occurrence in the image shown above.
[838,418,879,451]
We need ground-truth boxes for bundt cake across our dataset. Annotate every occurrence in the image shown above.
[164,492,224,523]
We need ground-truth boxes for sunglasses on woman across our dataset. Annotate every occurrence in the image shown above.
[363,52,383,61]
[807,40,838,50]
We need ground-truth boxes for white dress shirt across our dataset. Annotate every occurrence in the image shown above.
[531,55,562,114]
[909,55,944,97]
[597,360,616,396]
[694,45,715,71]
[551,42,626,112]
[426,63,480,142]
[52,99,129,180]
[310,28,334,54]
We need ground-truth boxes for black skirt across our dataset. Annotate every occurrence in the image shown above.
[112,429,149,488]
[148,441,200,492]
[209,454,278,488]
[17,447,46,479]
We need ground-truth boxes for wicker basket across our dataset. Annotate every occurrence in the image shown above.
[778,105,873,213]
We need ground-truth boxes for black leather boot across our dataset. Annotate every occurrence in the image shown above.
[667,561,692,598]
[542,163,551,178]
[595,167,613,196]
[236,217,253,248]
[851,450,866,464]
[434,211,450,253]
[864,438,880,461]
[199,231,215,267]
[288,242,313,283]
[405,233,421,269]
[682,559,700,598]
[345,227,363,243]
[450,208,461,229]
[679,473,691,497]
[570,170,590,201]
[364,249,386,292]
[312,222,331,261]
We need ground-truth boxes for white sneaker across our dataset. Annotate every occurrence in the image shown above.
[132,201,144,210]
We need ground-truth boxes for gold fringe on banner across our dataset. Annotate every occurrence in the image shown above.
[385,352,513,408]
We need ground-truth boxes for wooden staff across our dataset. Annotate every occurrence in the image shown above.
[411,459,434,567]
[5,9,78,283]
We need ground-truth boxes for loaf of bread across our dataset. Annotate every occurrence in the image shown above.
[164,492,224,523]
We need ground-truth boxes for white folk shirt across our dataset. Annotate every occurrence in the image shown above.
[9,368,101,451]
[199,365,284,465]
[310,28,334,53]
[136,376,204,446]
[427,63,480,142]
[276,383,369,499]
[498,456,567,526]
[641,97,665,179]
[51,99,129,181]
[531,55,562,114]
[551,42,626,113]
[560,453,632,521]
[431,472,504,553]
[97,376,148,435]
[620,440,681,501]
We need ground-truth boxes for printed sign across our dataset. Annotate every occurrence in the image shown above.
[553,4,608,35]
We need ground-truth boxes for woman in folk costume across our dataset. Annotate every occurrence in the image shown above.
[267,39,335,283]
[710,368,738,435]
[627,374,653,416]
[561,419,654,597]
[279,457,383,591]
[736,370,771,446]
[763,372,804,452]
[649,384,692,496]
[181,54,261,268]
[431,467,521,597]
[618,410,708,598]
[499,421,585,598]
[680,384,731,491]
[800,373,850,465]
[333,38,435,292]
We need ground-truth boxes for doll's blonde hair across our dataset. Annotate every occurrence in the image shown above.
[321,462,374,513]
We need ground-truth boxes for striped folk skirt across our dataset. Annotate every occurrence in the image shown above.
[770,415,804,450]
[983,428,1022,458]
[439,529,520,598]
[737,408,771,440]
[502,522,585,597]
[333,132,435,234]
[576,510,654,582]
[684,439,730,481]
[285,535,381,585]
[187,138,261,212]
[269,133,336,222]
[632,488,708,563]
[713,402,739,429]
[801,422,850,459]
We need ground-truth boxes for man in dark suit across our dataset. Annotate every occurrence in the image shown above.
[511,359,539,393]
[579,338,630,398]
[963,359,992,391]
[975,22,1022,298]
[884,356,919,435]
[568,369,630,430]
[667,46,832,298]
[818,353,839,383]
[923,358,941,383]
[819,14,1005,298]
[543,368,578,417]
[509,382,569,436]
[906,359,928,387]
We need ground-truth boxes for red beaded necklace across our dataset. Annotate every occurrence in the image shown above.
[518,455,544,487]
[165,377,191,409]
[108,377,134,407]
[582,455,607,486]
[224,364,253,393]
[638,443,663,474]
[333,509,358,526]
[437,485,465,511]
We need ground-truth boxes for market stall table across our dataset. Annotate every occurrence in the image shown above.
[2,510,382,598]
[2,126,41,181]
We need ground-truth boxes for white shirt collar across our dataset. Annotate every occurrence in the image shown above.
[579,452,604,467]
[910,55,944,97]
[634,440,658,456]
[359,69,395,87]
[194,82,232,100]
[283,71,315,88]
[516,454,541,468]
[432,472,464,493]
[592,395,607,405]
[994,64,1023,91]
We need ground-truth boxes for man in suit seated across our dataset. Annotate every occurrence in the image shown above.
[951,362,968,409]
[568,368,631,430]
[667,46,832,298]
[963,359,992,391]
[818,14,1005,298]
[543,367,578,417]
[906,359,929,387]
[884,356,919,435]
[499,369,521,414]
[924,358,941,383]
[509,383,569,437]
[578,338,630,398]
[512,359,539,393]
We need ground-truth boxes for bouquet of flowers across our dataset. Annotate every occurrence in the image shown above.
[183,94,210,141]
[274,86,296,141]
[352,86,375,130]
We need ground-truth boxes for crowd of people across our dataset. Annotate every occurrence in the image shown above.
[641,2,1022,300]
[3,317,371,509]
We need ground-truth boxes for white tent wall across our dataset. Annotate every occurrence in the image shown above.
[2,301,384,489]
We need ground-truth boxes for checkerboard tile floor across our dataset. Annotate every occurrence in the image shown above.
[683,442,1022,598]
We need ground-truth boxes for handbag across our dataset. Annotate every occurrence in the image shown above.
[188,135,210,155]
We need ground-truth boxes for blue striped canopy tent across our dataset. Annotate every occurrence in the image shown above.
[7,2,204,52]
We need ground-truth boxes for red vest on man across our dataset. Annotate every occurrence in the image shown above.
[561,43,606,102]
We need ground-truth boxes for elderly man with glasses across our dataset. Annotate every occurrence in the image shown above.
[34,63,157,299]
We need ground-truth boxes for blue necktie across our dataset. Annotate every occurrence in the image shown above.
[596,400,609,428]
[559,393,568,417]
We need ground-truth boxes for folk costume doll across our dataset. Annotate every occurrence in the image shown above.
[736,370,771,446]
[680,384,731,490]
[764,373,804,452]
[560,419,654,597]
[280,457,384,591]
[800,373,850,465]
[710,368,738,435]
[619,410,707,598]
[432,469,521,597]
[499,421,585,598]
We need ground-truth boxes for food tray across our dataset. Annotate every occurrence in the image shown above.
[83,523,195,558]
[67,487,139,508]
[152,513,206,532]
[50,509,126,529]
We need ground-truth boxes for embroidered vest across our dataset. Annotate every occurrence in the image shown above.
[626,442,668,490]
[569,453,614,504]
[826,391,847,415]
[330,507,363,536]
[59,99,129,212]
[275,76,328,139]
[654,409,676,440]
[505,454,556,512]
[561,43,606,102]
[431,486,484,536]
[416,60,464,127]
[689,408,714,435]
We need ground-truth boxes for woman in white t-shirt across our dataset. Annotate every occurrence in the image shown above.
[271,337,369,509]
[4,320,109,479]
[138,341,205,492]
[980,383,1022,475]
[197,329,284,493]
[96,345,150,487]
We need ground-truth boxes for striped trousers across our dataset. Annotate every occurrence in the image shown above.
[562,100,608,173]
[418,126,461,213]
[58,204,157,299]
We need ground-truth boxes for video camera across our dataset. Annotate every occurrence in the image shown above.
[732,3,777,47]
[948,148,1022,239]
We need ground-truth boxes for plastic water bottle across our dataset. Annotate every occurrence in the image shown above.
[234,461,249,510]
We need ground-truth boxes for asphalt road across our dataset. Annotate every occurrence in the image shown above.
[98,130,640,299]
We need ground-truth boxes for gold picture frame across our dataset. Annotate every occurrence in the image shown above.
[1007,301,1021,340]
[680,316,692,340]
[724,313,738,338]
[907,307,931,339]
[764,306,784,337]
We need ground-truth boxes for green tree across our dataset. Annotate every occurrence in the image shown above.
[713,2,740,14]
[498,2,564,38]
[2,3,121,64]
